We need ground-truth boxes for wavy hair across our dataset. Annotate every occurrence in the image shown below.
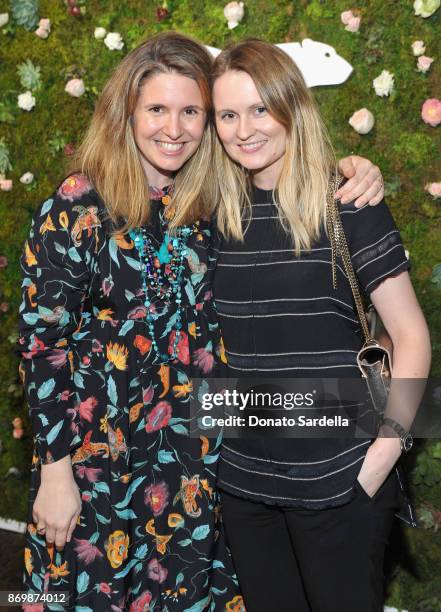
[212,38,338,253]
[72,31,216,233]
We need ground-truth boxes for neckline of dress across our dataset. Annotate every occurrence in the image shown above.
[149,184,173,201]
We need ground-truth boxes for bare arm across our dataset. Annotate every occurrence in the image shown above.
[357,271,431,496]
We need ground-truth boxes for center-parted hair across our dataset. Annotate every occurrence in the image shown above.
[212,38,338,253]
[73,31,216,233]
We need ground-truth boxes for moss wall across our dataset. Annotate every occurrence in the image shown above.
[0,1,440,609]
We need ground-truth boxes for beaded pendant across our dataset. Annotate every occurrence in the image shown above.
[129,188,196,363]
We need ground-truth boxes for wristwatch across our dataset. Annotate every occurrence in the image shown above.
[381,417,413,452]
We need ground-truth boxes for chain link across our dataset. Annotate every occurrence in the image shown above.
[326,173,373,343]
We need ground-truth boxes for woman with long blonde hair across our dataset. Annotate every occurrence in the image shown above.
[211,39,431,611]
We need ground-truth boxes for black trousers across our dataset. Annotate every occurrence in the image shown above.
[220,473,400,612]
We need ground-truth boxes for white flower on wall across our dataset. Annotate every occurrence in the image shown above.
[104,32,124,51]
[412,40,426,55]
[373,70,394,97]
[17,91,36,111]
[94,27,107,39]
[413,0,440,18]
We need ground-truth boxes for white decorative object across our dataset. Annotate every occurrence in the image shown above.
[349,108,375,134]
[412,40,426,55]
[20,172,34,184]
[0,13,9,27]
[94,26,106,39]
[373,70,394,97]
[65,78,85,97]
[206,39,353,88]
[104,32,124,51]
[18,91,36,111]
[224,2,245,29]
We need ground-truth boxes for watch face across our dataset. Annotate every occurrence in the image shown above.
[403,435,413,452]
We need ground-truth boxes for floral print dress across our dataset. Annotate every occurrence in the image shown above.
[16,174,244,612]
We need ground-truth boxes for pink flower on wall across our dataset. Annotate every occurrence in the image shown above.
[417,56,434,73]
[35,18,51,38]
[65,78,85,97]
[421,98,441,126]
[425,182,441,198]
[340,9,361,32]
[0,178,13,191]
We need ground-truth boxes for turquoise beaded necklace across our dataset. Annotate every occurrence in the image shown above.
[129,187,196,363]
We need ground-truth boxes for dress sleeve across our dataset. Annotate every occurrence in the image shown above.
[15,175,101,464]
[339,199,410,296]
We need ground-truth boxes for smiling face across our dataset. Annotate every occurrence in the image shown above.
[132,72,206,188]
[213,70,287,190]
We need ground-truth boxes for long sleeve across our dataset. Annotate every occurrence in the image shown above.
[15,175,101,464]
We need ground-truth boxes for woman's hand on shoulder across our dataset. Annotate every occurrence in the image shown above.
[33,455,81,552]
[335,155,384,207]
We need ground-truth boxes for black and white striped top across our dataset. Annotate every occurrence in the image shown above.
[213,185,412,512]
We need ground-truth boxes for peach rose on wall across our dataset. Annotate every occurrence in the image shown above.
[340,10,361,32]
[421,98,441,126]
[224,2,245,29]
[417,56,434,73]
[425,182,441,198]
[65,78,85,97]
[349,108,375,134]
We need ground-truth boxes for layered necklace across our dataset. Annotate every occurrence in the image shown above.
[129,185,197,362]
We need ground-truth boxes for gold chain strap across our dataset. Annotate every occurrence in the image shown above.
[325,173,373,343]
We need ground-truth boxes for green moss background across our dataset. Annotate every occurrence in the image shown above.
[0,1,440,609]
